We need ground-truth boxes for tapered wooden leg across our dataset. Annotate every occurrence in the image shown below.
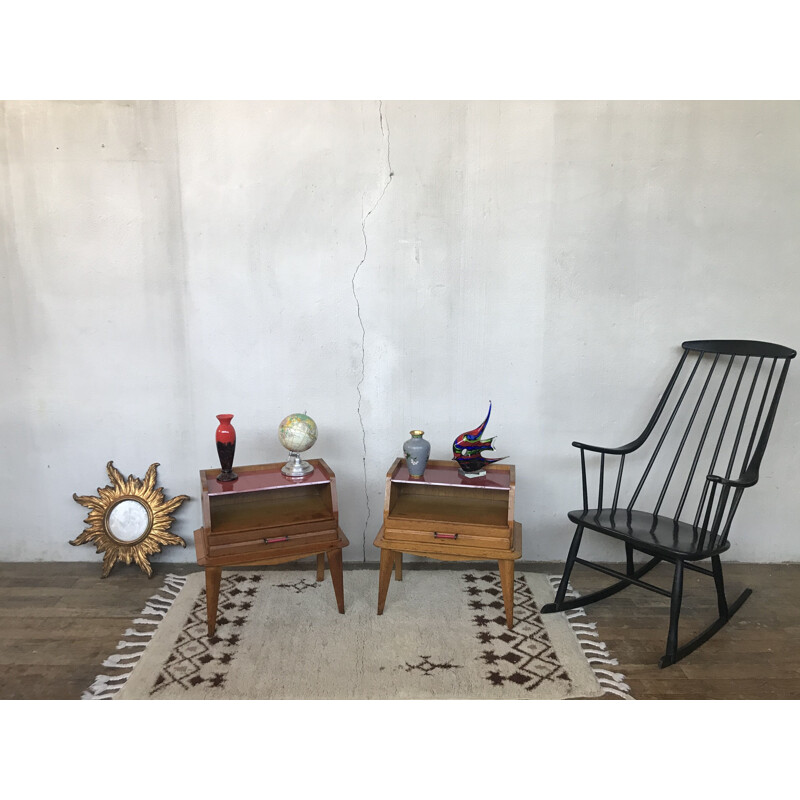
[327,547,345,613]
[316,553,325,582]
[394,552,403,581]
[205,566,222,637]
[498,559,515,629]
[377,548,395,615]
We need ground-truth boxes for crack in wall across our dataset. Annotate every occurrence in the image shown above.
[352,100,394,561]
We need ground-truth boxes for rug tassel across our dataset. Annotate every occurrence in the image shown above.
[155,577,185,598]
[121,628,156,638]
[87,673,129,685]
[596,684,632,700]
[586,655,620,666]
[81,572,189,700]
[578,639,607,650]
[81,688,120,700]
[594,667,632,699]
[583,651,615,662]
[548,574,634,700]
[81,672,134,700]
[148,595,176,606]
[594,668,630,685]
[582,647,615,658]
[141,604,170,616]
[102,652,143,668]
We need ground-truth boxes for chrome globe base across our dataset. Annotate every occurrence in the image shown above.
[281,451,314,477]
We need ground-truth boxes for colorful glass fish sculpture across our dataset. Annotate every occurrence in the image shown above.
[452,402,507,476]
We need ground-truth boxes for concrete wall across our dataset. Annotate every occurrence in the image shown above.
[2,100,798,565]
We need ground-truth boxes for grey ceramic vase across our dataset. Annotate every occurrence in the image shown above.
[403,430,431,478]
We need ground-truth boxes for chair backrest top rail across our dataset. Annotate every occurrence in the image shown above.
[682,339,796,359]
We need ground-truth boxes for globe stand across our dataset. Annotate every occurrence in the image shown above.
[281,451,314,478]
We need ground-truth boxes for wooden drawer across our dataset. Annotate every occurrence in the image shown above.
[206,518,335,547]
[195,526,338,564]
[386,493,510,536]
[384,516,510,538]
[381,526,513,551]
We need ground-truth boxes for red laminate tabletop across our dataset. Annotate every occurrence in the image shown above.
[202,460,331,496]
[390,461,511,491]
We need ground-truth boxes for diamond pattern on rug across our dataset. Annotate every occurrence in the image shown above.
[149,573,261,695]
[274,577,319,593]
[403,655,463,676]
[463,572,570,692]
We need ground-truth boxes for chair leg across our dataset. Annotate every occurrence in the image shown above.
[711,555,728,618]
[542,527,661,614]
[661,560,684,667]
[657,558,752,668]
[541,525,583,612]
[625,543,635,577]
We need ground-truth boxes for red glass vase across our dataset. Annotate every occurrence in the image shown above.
[215,414,238,482]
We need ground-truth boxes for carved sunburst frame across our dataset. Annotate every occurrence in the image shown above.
[71,461,189,578]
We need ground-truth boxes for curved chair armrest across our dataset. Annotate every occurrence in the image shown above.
[706,472,758,490]
[572,440,641,456]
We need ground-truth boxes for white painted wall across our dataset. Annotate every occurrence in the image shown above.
[2,100,798,565]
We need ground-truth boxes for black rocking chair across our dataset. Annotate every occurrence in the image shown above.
[542,340,795,667]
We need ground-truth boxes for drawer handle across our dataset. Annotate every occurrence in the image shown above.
[434,532,458,540]
[264,536,289,544]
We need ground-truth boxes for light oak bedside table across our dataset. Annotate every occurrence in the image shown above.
[373,458,522,628]
[194,459,348,635]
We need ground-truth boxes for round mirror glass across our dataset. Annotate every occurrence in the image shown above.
[107,499,150,542]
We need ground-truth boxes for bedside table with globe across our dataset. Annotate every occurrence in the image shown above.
[195,413,347,636]
[193,459,348,635]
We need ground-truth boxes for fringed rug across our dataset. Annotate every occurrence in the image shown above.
[84,569,632,700]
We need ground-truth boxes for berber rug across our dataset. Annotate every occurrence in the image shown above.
[84,568,632,700]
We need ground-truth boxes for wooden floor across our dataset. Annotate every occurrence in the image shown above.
[0,560,797,700]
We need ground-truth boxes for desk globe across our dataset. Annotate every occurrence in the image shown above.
[278,413,318,477]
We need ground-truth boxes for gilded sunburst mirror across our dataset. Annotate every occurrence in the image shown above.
[71,461,189,578]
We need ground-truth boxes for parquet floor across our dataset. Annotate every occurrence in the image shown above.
[0,560,797,700]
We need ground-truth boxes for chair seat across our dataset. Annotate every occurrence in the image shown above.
[568,508,731,560]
